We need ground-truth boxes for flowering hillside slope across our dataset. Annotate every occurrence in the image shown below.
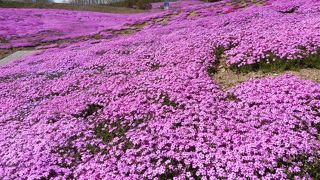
[0,0,320,179]
[0,8,168,48]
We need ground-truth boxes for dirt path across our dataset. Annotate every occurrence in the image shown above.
[0,50,39,66]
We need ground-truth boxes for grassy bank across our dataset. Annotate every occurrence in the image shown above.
[0,1,146,13]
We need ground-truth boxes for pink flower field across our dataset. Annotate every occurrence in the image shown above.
[0,8,168,48]
[1,0,320,179]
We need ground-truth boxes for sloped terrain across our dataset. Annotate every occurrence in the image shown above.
[0,8,168,48]
[0,0,320,179]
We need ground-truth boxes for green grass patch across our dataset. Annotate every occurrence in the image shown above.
[160,93,179,108]
[150,63,163,71]
[207,46,226,76]
[0,1,145,13]
[73,104,104,119]
[226,93,240,102]
[188,11,198,18]
[231,52,320,74]
[132,22,148,29]
[94,118,144,147]
[94,121,129,144]
[114,29,138,35]
[160,17,169,25]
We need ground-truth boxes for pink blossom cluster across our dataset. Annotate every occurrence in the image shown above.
[0,0,320,179]
[157,0,320,67]
[220,0,320,66]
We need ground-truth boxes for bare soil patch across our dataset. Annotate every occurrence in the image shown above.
[213,60,320,90]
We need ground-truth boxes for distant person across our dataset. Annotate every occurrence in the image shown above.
[164,0,169,10]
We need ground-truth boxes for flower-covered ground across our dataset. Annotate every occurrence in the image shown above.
[0,8,168,48]
[1,0,320,179]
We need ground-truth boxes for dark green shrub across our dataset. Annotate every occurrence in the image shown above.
[136,0,151,10]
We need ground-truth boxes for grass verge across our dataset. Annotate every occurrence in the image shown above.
[0,1,146,13]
